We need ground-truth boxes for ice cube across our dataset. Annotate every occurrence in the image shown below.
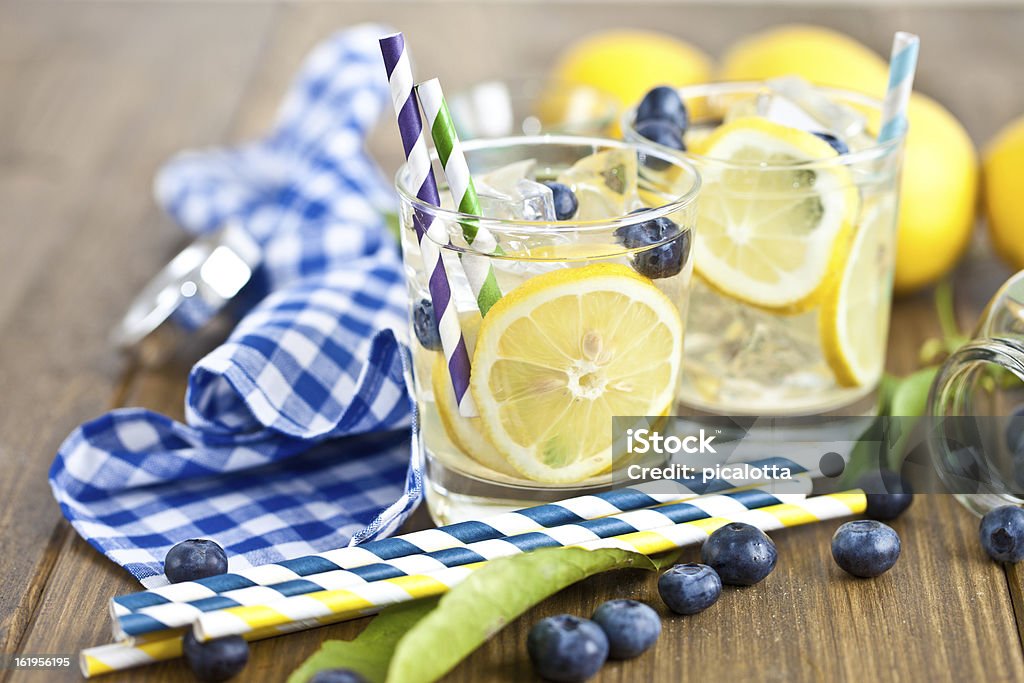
[556,148,640,220]
[765,76,873,148]
[474,159,557,222]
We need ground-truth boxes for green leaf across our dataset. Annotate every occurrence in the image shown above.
[890,366,939,418]
[385,547,662,683]
[287,598,439,683]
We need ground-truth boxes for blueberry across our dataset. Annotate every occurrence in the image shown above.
[614,216,689,279]
[1007,405,1024,453]
[813,132,850,155]
[700,522,778,586]
[309,670,369,683]
[831,520,901,578]
[542,182,578,221]
[412,298,442,351]
[182,631,249,682]
[164,539,228,584]
[657,563,722,615]
[856,469,914,521]
[636,86,689,132]
[591,599,661,659]
[980,505,1024,563]
[527,614,608,682]
[634,119,685,152]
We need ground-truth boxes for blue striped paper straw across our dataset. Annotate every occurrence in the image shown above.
[113,483,811,639]
[878,32,920,143]
[110,456,808,619]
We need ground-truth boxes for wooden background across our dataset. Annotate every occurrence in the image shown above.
[2,2,1024,681]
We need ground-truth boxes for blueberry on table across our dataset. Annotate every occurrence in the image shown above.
[635,119,685,152]
[980,505,1024,563]
[831,520,901,578]
[182,631,249,682]
[658,562,722,615]
[412,298,443,351]
[542,181,579,220]
[164,539,228,584]
[700,522,778,586]
[527,614,609,682]
[813,131,850,155]
[591,599,661,659]
[636,85,689,132]
[856,469,914,521]
[614,216,689,280]
[309,669,369,683]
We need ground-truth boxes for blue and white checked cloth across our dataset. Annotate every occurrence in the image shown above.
[49,24,425,587]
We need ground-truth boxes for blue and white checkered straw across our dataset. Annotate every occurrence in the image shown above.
[110,456,807,619]
[113,481,811,640]
[379,32,477,417]
[878,31,920,143]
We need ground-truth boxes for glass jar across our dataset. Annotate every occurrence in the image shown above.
[927,270,1024,516]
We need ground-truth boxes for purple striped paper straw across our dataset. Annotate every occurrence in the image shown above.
[379,33,476,416]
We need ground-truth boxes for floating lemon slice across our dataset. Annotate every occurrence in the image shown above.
[471,263,683,483]
[431,314,520,477]
[820,200,893,387]
[693,117,859,311]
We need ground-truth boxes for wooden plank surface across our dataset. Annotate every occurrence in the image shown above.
[2,2,1024,682]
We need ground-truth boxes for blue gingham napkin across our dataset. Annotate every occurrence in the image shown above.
[48,24,425,587]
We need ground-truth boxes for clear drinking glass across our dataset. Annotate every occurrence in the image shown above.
[927,270,1024,516]
[448,78,619,139]
[623,82,907,416]
[396,136,701,523]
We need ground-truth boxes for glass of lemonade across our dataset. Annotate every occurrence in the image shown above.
[624,81,907,416]
[396,136,701,523]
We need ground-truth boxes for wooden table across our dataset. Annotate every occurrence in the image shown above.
[3,2,1024,681]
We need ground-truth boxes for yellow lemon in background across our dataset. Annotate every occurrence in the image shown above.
[719,24,889,95]
[894,94,979,293]
[983,114,1024,272]
[551,30,713,109]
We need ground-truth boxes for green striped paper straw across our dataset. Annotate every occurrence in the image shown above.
[878,31,920,143]
[415,77,503,315]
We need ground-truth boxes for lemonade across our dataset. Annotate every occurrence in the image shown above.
[396,137,700,522]
[625,82,906,415]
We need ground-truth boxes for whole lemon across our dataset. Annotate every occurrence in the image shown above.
[719,24,889,95]
[983,114,1024,271]
[719,25,979,294]
[894,94,979,293]
[551,30,713,109]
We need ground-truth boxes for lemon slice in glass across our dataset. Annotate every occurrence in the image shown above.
[820,199,895,387]
[471,263,683,483]
[431,314,520,477]
[694,117,860,311]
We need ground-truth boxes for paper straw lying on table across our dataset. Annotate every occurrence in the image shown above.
[111,455,808,619]
[113,481,811,640]
[82,491,864,676]
[379,33,477,416]
[878,31,920,142]
[415,77,503,316]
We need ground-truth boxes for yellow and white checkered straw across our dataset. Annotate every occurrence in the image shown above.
[80,491,865,677]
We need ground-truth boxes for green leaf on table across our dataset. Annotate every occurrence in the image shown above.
[385,546,664,683]
[287,598,439,683]
[889,366,940,418]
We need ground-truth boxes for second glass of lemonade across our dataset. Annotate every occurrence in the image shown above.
[397,136,701,523]
[625,82,907,416]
